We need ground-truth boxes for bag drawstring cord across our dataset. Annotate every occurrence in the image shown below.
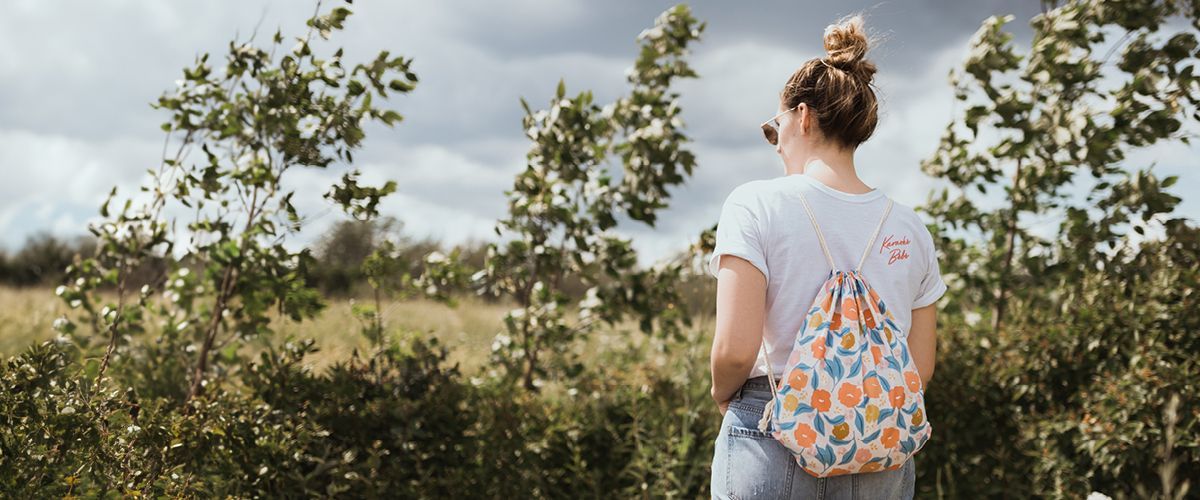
[757,340,780,433]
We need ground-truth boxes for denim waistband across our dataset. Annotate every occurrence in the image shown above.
[739,375,782,397]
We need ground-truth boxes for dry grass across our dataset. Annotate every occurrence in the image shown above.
[0,287,67,355]
[0,286,714,380]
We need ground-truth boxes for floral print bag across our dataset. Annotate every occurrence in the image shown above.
[755,193,931,477]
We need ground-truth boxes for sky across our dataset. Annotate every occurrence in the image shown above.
[1,0,1195,268]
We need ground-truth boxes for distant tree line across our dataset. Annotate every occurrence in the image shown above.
[0,219,712,305]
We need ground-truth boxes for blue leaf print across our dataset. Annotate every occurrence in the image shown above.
[879,408,894,420]
[814,415,825,434]
[887,356,901,371]
[796,403,814,414]
[849,356,862,377]
[840,442,858,465]
[797,334,816,345]
[879,300,887,314]
[863,429,880,443]
[830,436,851,446]
[901,346,910,365]
[823,444,836,466]
[816,444,833,466]
[811,370,820,390]
[778,421,796,430]
[879,376,891,392]
[897,412,907,430]
[855,411,865,434]
[824,414,846,425]
[869,328,883,344]
[830,357,844,380]
[901,437,915,454]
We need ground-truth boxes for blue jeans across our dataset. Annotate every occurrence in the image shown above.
[711,376,915,499]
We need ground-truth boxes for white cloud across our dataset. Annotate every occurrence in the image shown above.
[1,0,1195,269]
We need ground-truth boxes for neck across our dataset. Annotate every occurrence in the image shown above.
[782,143,871,193]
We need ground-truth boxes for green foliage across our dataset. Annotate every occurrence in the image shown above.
[0,324,720,497]
[418,4,707,392]
[53,0,415,406]
[917,0,1199,497]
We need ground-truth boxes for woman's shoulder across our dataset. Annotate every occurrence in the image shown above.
[885,199,938,247]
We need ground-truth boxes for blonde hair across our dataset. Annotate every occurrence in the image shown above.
[780,13,880,150]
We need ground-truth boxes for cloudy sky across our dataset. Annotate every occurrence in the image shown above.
[2,0,1195,268]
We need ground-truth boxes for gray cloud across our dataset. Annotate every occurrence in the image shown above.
[2,0,1195,268]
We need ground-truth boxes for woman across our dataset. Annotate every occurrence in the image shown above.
[707,13,947,499]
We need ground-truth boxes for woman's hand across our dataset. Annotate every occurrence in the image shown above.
[718,398,731,417]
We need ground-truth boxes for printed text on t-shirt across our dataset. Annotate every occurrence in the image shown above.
[879,234,911,265]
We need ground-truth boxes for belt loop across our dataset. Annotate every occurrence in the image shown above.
[735,380,746,401]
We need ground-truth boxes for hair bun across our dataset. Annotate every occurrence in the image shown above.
[822,14,876,81]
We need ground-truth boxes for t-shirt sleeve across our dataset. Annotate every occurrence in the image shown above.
[708,187,769,281]
[912,226,947,309]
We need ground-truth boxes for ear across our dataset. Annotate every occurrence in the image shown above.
[799,104,811,136]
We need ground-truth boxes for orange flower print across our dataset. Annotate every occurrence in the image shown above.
[889,386,906,408]
[863,308,876,329]
[842,297,859,322]
[821,292,833,311]
[863,375,882,398]
[840,332,856,350]
[812,340,827,359]
[793,423,817,447]
[881,427,900,448]
[912,408,924,426]
[830,311,842,331]
[808,312,823,330]
[811,389,832,412]
[870,346,882,366]
[789,370,809,391]
[860,461,883,473]
[855,448,872,463]
[905,370,922,393]
[837,382,863,408]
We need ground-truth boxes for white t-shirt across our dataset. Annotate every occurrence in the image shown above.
[708,173,948,380]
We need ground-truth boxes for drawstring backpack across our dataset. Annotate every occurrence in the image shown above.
[755,192,931,477]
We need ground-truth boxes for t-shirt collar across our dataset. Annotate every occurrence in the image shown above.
[786,173,884,204]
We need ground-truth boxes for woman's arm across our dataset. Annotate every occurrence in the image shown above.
[710,255,768,408]
[907,303,938,388]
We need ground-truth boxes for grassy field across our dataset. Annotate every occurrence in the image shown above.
[0,286,717,381]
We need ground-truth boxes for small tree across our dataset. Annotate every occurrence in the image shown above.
[921,0,1197,335]
[53,0,417,407]
[419,5,705,390]
[918,0,1199,496]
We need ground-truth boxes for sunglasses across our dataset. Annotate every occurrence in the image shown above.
[760,103,812,145]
